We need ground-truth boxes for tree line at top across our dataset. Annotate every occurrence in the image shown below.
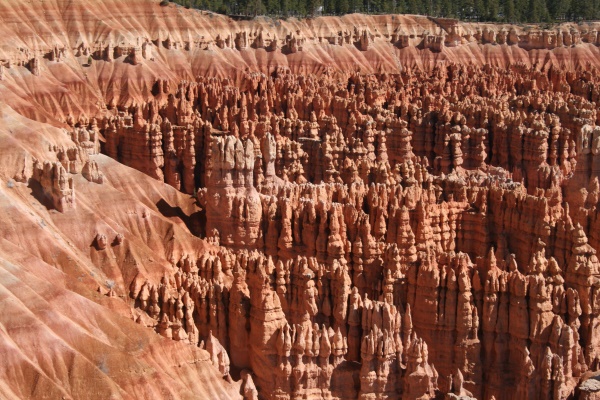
[164,0,597,23]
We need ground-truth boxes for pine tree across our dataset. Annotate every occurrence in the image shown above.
[279,0,288,15]
[246,0,266,15]
[504,0,516,21]
[169,0,595,22]
[513,0,527,21]
[473,0,486,20]
[336,0,350,14]
[527,0,549,21]
[547,0,569,19]
[459,0,475,19]
[440,0,453,17]
[295,0,307,15]
[372,0,384,13]
[266,0,280,14]
[486,0,500,20]
[569,0,593,20]
[382,0,396,13]
[423,0,433,16]
[405,0,418,13]
[217,3,230,13]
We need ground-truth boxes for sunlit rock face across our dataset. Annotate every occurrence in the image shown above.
[122,64,600,399]
[204,134,263,248]
[4,0,600,399]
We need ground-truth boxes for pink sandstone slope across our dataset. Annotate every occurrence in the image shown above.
[3,0,600,399]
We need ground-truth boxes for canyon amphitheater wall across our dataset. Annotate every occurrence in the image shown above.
[4,0,600,398]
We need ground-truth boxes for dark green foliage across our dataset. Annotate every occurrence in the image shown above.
[335,0,349,14]
[504,0,516,22]
[527,0,550,21]
[167,0,600,21]
[569,0,593,20]
[547,0,570,20]
[248,0,267,15]
[439,0,453,17]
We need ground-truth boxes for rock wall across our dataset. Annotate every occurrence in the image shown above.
[118,64,600,400]
[5,0,600,399]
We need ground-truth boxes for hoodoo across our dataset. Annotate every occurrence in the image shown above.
[2,0,600,398]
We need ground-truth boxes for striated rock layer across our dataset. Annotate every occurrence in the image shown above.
[4,0,600,399]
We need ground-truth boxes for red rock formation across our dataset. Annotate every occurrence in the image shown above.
[108,64,600,398]
[32,160,76,212]
[4,1,600,399]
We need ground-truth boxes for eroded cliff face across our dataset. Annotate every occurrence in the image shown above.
[114,66,600,400]
[4,0,600,399]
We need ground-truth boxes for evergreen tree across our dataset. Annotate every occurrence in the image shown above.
[486,0,500,20]
[440,0,454,17]
[324,0,335,14]
[547,0,569,19]
[474,0,486,20]
[407,0,420,13]
[569,0,593,19]
[246,0,266,15]
[195,0,209,9]
[504,0,516,21]
[527,0,549,21]
[280,0,291,15]
[266,0,280,14]
[336,0,350,14]
[217,2,230,13]
[460,0,475,19]
[383,0,396,13]
[513,0,528,21]
[372,0,385,13]
[427,0,437,15]
[171,0,595,23]
[295,0,307,15]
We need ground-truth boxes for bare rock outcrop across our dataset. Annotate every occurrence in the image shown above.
[7,1,600,399]
[33,160,76,212]
[121,64,600,399]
